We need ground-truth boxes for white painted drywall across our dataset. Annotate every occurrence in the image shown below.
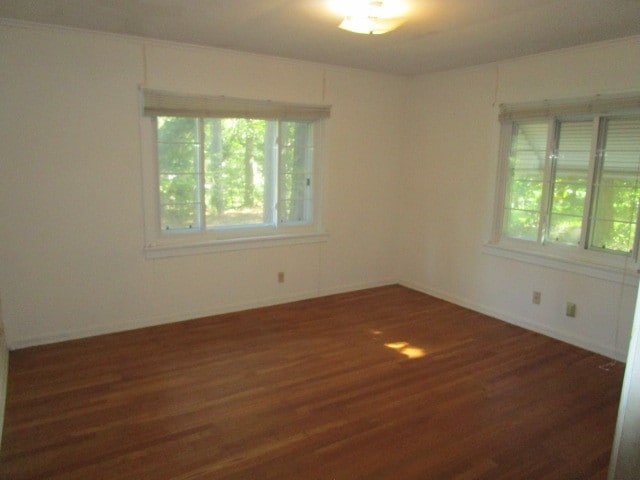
[0,21,405,348]
[400,37,640,360]
[0,19,638,361]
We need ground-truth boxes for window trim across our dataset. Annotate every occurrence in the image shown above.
[139,89,330,258]
[482,240,639,285]
[144,231,330,259]
[488,93,640,283]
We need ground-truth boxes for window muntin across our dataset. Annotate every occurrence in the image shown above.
[156,116,314,234]
[500,114,640,257]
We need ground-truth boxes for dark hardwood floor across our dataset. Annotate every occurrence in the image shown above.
[0,285,625,479]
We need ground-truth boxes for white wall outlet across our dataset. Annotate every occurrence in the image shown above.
[566,302,576,317]
[532,291,541,305]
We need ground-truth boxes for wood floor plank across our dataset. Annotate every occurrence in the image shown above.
[0,285,625,479]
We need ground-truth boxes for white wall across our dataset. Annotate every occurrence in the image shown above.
[400,37,640,361]
[0,21,405,348]
[1,19,638,361]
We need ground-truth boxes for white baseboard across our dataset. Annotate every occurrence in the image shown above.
[7,278,397,350]
[9,277,624,363]
[400,279,627,362]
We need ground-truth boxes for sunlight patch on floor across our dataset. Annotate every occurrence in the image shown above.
[384,341,426,359]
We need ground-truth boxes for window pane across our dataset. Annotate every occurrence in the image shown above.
[505,210,540,239]
[157,117,201,231]
[509,175,544,211]
[513,122,548,152]
[203,118,268,227]
[160,204,198,230]
[548,213,583,245]
[159,174,198,206]
[591,220,636,253]
[503,122,547,240]
[157,117,198,144]
[595,177,639,222]
[590,117,640,253]
[548,121,591,245]
[550,178,587,216]
[279,122,313,224]
[158,143,198,173]
[157,117,199,175]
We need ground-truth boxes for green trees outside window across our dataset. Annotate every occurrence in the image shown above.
[503,116,640,254]
[591,118,640,252]
[157,116,313,232]
[504,121,546,240]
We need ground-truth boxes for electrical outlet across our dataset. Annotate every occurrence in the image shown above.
[566,302,576,317]
[278,272,285,283]
[532,291,541,305]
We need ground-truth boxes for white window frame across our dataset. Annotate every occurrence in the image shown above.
[139,88,330,258]
[486,93,640,283]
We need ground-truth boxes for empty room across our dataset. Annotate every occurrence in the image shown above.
[1,1,640,478]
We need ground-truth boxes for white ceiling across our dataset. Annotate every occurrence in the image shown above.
[1,0,639,76]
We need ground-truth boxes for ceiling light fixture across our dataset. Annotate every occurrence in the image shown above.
[328,0,409,35]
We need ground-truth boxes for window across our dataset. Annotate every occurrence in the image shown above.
[140,89,330,257]
[491,94,640,275]
[157,117,313,231]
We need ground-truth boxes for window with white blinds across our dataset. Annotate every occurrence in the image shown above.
[494,94,640,264]
[140,89,330,257]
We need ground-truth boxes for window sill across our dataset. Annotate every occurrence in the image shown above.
[482,241,639,285]
[144,231,329,259]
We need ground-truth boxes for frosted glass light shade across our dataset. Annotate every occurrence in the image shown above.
[339,16,406,34]
[329,0,409,35]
